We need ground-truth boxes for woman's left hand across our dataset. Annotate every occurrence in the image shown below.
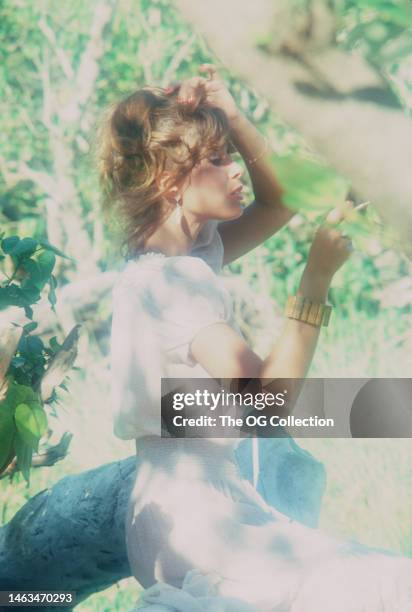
[165,64,240,123]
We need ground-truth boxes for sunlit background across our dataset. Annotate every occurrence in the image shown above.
[1,0,412,609]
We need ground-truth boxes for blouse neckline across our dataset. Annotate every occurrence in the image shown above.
[135,251,167,261]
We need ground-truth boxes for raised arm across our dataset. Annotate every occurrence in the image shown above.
[218,111,295,265]
[190,215,354,414]
[168,64,294,265]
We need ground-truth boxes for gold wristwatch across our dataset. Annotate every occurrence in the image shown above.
[285,295,332,327]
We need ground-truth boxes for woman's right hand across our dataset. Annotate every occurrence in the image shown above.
[306,204,354,280]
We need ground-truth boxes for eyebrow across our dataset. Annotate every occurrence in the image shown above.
[210,141,238,158]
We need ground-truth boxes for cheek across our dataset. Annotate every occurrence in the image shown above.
[192,165,228,195]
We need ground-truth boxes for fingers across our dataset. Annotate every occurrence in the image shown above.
[325,207,345,225]
[321,200,369,254]
[315,228,354,262]
[318,223,353,245]
[325,200,355,226]
[199,63,219,81]
[324,199,370,226]
[164,76,209,109]
[308,198,367,277]
[164,78,199,99]
[164,80,181,95]
[178,77,207,104]
[164,64,220,105]
[316,218,355,255]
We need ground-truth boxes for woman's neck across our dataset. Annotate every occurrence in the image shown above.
[143,209,207,256]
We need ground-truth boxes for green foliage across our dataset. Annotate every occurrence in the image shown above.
[347,0,412,29]
[269,154,350,213]
[1,1,411,605]
[6,326,65,391]
[0,388,16,475]
[339,0,412,113]
[0,379,45,485]
[0,235,64,317]
[15,400,47,451]
[0,233,71,483]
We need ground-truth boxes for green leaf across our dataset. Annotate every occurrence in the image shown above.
[21,252,55,293]
[0,288,12,310]
[357,0,412,28]
[4,380,41,409]
[14,432,33,485]
[49,336,62,352]
[23,321,38,333]
[14,402,47,452]
[20,283,41,304]
[26,335,44,355]
[21,258,40,279]
[0,285,26,310]
[269,153,350,213]
[37,238,75,261]
[10,356,26,368]
[24,304,34,320]
[0,399,16,473]
[37,250,56,280]
[1,236,20,254]
[48,274,57,308]
[11,237,38,258]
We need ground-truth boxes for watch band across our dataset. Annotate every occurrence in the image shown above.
[285,295,332,327]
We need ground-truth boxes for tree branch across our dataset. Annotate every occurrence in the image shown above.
[0,432,73,480]
[161,33,197,87]
[39,324,82,402]
[38,16,75,81]
[73,2,115,112]
[0,319,22,402]
[0,441,326,602]
[173,0,412,249]
[0,155,56,195]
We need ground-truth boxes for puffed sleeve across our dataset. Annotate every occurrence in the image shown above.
[110,256,233,440]
[152,256,231,367]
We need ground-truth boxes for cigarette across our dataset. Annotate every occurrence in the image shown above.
[354,201,370,212]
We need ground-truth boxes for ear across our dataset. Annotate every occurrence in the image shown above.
[156,171,176,197]
[157,172,187,203]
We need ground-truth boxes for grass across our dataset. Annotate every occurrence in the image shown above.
[300,438,412,556]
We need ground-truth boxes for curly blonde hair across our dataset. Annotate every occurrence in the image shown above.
[95,86,234,260]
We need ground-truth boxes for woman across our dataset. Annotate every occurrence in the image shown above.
[100,65,412,610]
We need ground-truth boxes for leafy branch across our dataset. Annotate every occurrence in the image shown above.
[0,234,80,485]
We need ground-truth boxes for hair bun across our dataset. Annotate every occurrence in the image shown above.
[112,89,163,157]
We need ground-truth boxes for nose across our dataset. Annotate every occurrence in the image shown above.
[228,158,243,180]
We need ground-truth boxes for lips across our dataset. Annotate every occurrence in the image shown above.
[229,185,243,196]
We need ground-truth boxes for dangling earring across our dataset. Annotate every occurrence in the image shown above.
[174,197,182,224]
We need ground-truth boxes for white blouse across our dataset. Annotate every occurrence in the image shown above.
[109,220,243,441]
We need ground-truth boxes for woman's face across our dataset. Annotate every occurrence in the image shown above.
[180,146,245,221]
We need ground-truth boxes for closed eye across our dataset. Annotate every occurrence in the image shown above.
[209,151,241,166]
[209,156,226,166]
